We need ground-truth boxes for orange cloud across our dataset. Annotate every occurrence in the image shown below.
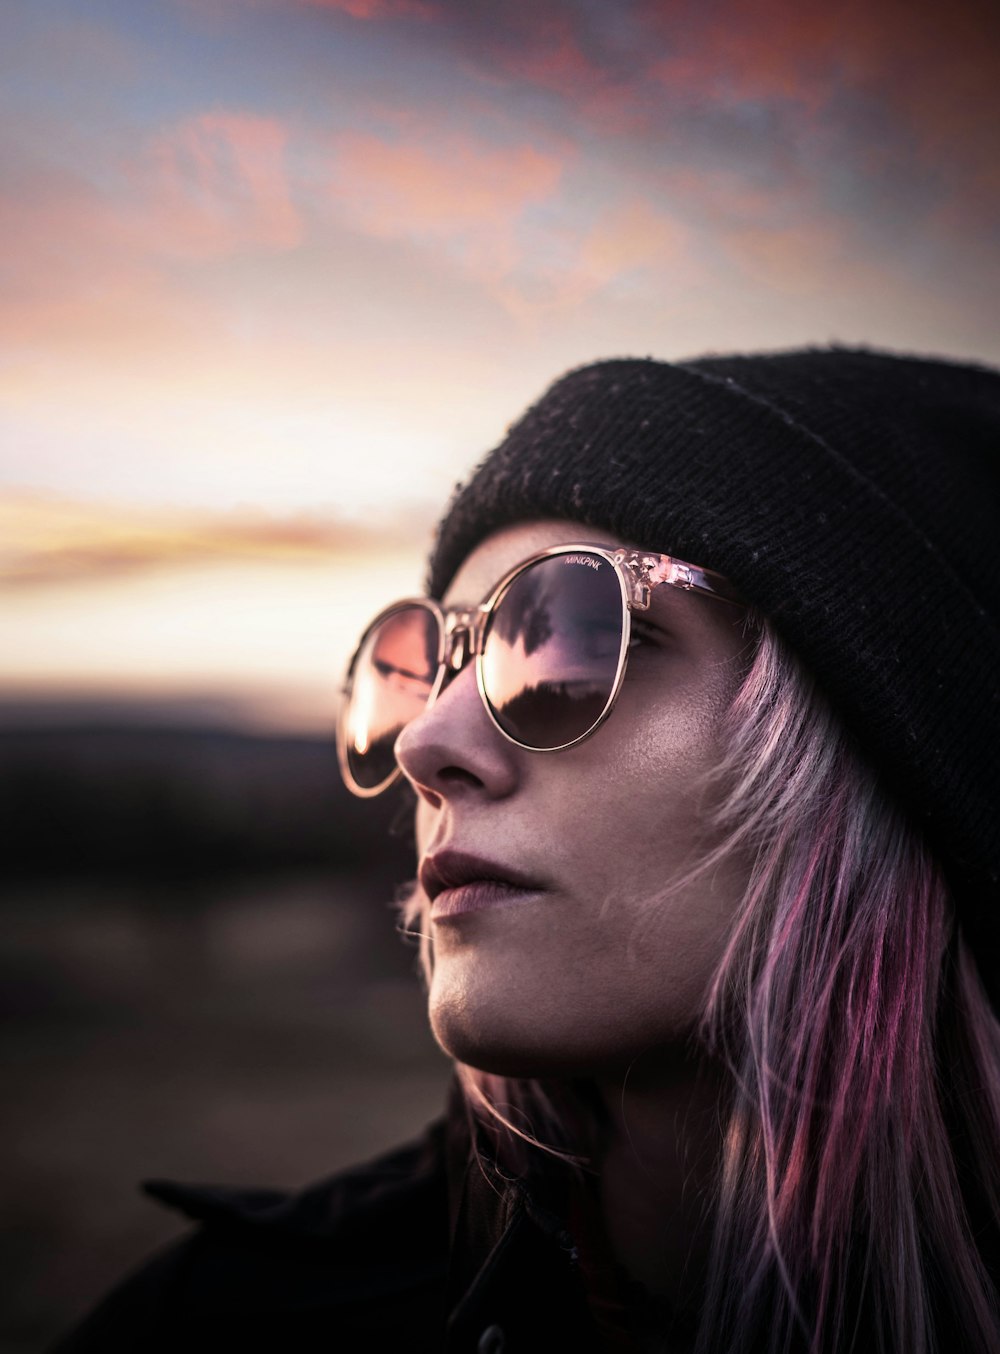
[332,132,562,239]
[0,491,403,589]
[579,199,687,281]
[724,221,847,294]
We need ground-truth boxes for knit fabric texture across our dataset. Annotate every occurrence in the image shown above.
[427,347,1000,1001]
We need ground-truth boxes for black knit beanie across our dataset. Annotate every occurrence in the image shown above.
[427,346,1000,1004]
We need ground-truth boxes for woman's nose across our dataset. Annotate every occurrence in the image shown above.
[394,661,520,807]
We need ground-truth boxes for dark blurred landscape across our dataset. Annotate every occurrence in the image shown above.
[0,703,450,1353]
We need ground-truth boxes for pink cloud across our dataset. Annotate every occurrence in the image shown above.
[0,169,191,366]
[0,110,301,301]
[475,12,602,99]
[658,167,801,231]
[0,108,303,368]
[495,197,692,318]
[141,111,301,258]
[327,131,566,292]
[298,0,436,15]
[181,0,436,18]
[647,0,1000,194]
[318,124,691,314]
[650,10,848,114]
[332,132,562,238]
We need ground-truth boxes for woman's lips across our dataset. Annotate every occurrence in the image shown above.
[420,849,547,922]
[430,878,545,921]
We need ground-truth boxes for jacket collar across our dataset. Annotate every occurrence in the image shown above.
[141,1074,648,1348]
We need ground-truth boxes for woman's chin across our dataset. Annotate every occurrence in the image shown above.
[427,989,655,1080]
[427,992,578,1078]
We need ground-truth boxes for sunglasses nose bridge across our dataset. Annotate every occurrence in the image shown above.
[442,608,483,673]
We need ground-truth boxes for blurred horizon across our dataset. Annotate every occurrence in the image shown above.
[0,714,449,1350]
[3,0,999,731]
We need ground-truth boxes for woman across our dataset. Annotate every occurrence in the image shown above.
[55,347,1000,1353]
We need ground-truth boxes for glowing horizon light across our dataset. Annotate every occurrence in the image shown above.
[0,541,429,733]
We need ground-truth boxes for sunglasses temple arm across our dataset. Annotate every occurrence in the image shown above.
[613,549,743,608]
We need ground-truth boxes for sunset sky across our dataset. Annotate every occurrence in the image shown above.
[3,0,998,730]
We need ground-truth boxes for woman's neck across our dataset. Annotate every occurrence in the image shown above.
[593,1050,724,1323]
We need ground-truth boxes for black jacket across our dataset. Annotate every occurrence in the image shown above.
[51,1077,672,1353]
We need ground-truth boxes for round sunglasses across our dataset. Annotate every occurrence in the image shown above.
[337,542,743,797]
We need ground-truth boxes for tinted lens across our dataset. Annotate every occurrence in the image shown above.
[481,553,624,749]
[342,605,439,791]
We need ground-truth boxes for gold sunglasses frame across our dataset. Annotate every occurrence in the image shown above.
[337,542,742,798]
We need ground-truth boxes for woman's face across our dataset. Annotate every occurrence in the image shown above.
[395,520,755,1078]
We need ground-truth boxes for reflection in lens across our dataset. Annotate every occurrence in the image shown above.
[482,553,623,749]
[344,605,439,790]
